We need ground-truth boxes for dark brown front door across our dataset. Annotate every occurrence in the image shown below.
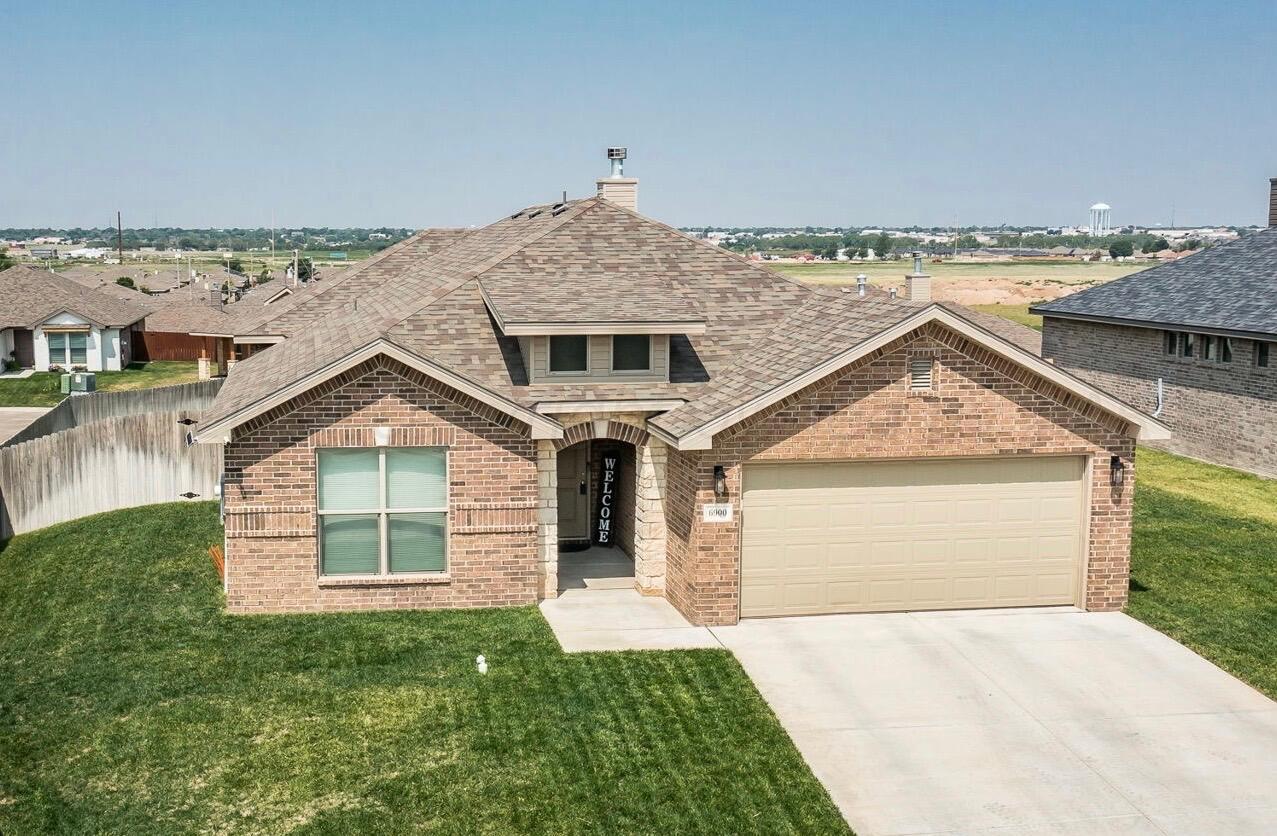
[13,329,34,367]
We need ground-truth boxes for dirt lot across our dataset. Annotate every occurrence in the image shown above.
[771,259,1148,306]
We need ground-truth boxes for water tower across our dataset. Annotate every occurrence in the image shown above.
[1088,203,1112,237]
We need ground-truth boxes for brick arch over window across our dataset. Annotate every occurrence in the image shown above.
[552,420,650,451]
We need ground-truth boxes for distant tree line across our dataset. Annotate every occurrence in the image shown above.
[722,229,1204,259]
[0,227,414,253]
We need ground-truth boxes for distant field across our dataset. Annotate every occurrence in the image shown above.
[772,258,1147,306]
[969,304,1042,330]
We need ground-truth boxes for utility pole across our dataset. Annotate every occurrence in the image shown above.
[293,248,299,287]
[116,211,124,265]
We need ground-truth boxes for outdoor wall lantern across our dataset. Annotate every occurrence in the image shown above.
[1110,455,1125,487]
[713,465,728,500]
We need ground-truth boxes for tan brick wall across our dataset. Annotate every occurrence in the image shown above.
[1042,317,1276,478]
[665,323,1138,626]
[223,357,539,614]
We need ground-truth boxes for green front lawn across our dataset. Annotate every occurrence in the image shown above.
[0,361,199,407]
[1129,448,1277,698]
[0,504,848,834]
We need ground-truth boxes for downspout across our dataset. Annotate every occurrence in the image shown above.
[1152,377,1164,418]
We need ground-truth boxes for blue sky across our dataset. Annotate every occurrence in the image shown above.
[4,0,1274,229]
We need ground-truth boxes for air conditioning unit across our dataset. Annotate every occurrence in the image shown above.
[60,372,97,394]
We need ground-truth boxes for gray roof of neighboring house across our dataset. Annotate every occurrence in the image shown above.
[197,199,1067,438]
[1032,227,1277,338]
[0,265,151,329]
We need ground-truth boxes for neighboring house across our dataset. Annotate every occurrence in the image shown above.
[0,265,149,371]
[61,264,187,297]
[195,156,1167,624]
[1032,178,1277,479]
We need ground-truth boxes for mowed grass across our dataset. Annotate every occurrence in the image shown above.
[0,504,848,835]
[1128,448,1277,698]
[968,304,1043,330]
[0,361,198,407]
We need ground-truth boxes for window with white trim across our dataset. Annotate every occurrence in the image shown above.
[1163,330,1177,355]
[47,331,88,366]
[1179,332,1194,358]
[317,447,448,576]
[1256,340,1271,368]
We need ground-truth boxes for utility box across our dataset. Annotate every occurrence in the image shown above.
[60,372,97,394]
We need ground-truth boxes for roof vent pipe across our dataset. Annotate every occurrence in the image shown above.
[889,287,898,300]
[856,273,867,297]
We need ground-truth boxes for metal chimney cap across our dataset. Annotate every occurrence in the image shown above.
[607,147,628,160]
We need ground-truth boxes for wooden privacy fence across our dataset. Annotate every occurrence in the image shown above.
[0,380,226,540]
[135,331,221,362]
[4,380,223,449]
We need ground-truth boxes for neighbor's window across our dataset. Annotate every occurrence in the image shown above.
[1219,337,1232,363]
[317,447,448,576]
[1163,331,1177,355]
[1256,340,1271,368]
[1179,332,1195,358]
[612,334,651,372]
[46,331,88,366]
[549,335,589,373]
[1203,335,1217,362]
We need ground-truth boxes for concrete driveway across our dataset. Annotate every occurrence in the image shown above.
[712,608,1277,836]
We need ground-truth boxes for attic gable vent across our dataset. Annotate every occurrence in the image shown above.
[909,358,934,391]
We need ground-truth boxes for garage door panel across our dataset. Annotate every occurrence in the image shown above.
[741,457,1085,617]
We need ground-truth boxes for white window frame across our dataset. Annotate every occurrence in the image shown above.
[1255,340,1272,369]
[46,330,89,367]
[316,446,449,578]
[547,335,590,376]
[610,333,654,374]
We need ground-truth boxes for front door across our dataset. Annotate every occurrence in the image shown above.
[13,329,35,367]
[557,444,590,541]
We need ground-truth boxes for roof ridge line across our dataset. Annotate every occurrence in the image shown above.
[590,199,818,295]
[371,198,603,330]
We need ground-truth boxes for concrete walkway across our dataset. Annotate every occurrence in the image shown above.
[541,547,720,652]
[711,608,1277,836]
[0,407,49,443]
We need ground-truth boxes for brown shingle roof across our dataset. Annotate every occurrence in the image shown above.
[0,265,150,329]
[200,199,1046,440]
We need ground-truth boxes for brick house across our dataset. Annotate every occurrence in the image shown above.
[1033,178,1276,479]
[196,153,1167,625]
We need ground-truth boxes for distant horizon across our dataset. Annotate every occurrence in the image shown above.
[4,1,1274,229]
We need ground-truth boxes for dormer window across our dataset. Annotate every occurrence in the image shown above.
[549,335,589,374]
[612,334,651,373]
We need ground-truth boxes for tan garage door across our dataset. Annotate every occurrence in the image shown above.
[741,457,1087,617]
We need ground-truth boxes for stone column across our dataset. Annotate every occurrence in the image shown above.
[633,437,668,594]
[535,440,559,599]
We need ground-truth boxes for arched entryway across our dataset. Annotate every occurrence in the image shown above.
[556,436,637,590]
[539,417,667,597]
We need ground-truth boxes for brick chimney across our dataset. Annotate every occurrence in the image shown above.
[1269,177,1276,227]
[596,147,638,212]
[905,252,931,303]
[208,286,223,309]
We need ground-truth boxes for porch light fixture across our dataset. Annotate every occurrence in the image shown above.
[713,465,728,500]
[1110,455,1125,487]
